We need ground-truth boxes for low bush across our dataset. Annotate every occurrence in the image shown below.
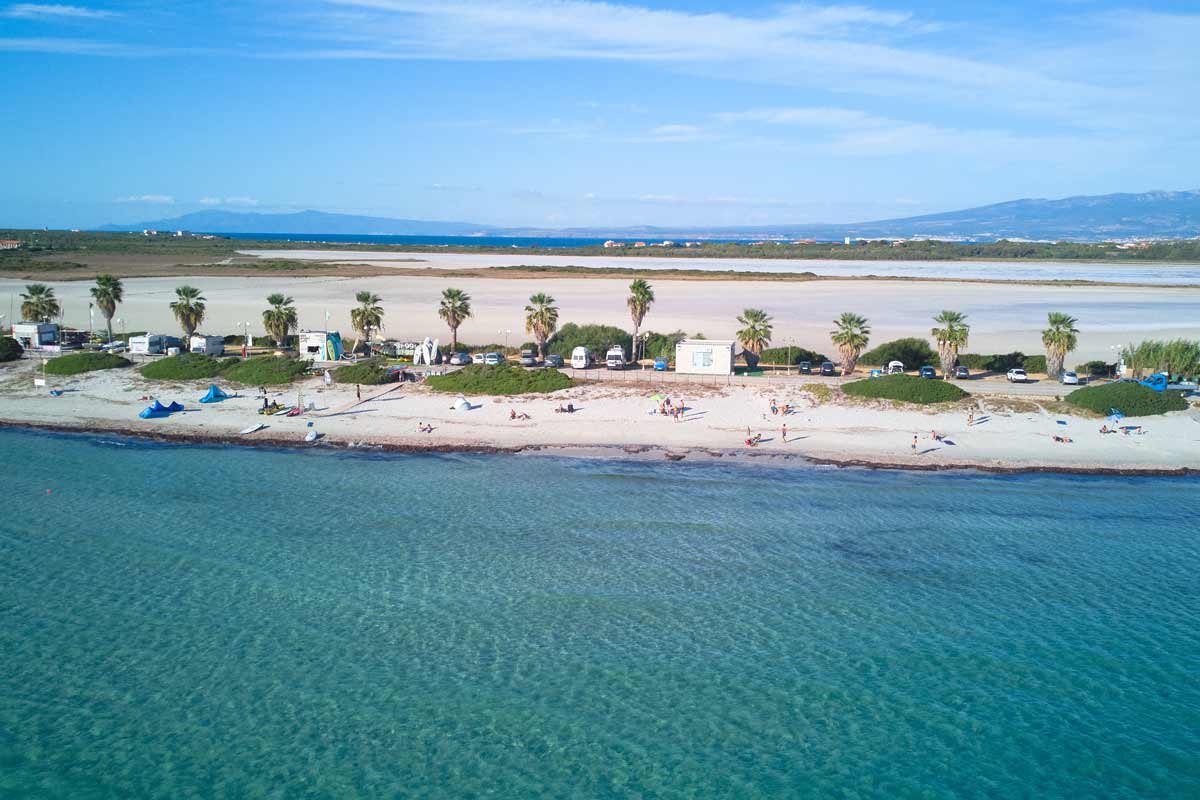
[1022,355,1047,374]
[140,353,230,381]
[332,358,392,385]
[0,336,23,362]
[221,356,309,385]
[859,338,937,367]
[1065,382,1188,417]
[426,364,572,395]
[843,374,968,404]
[758,346,828,365]
[1075,360,1114,377]
[43,351,132,375]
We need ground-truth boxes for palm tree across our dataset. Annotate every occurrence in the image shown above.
[524,293,559,359]
[1041,312,1079,378]
[438,288,472,350]
[170,286,206,341]
[262,293,297,347]
[349,291,384,352]
[931,310,970,379]
[627,279,655,362]
[830,312,871,377]
[735,308,773,354]
[20,284,61,323]
[89,274,124,342]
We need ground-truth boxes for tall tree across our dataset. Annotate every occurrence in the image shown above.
[438,288,472,350]
[20,283,60,323]
[626,279,655,363]
[1041,312,1079,378]
[89,274,124,342]
[262,293,297,348]
[931,310,970,379]
[735,308,773,354]
[350,291,384,352]
[830,312,871,377]
[524,293,559,359]
[170,285,206,341]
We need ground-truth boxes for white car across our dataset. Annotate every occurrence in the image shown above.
[1059,370,1080,385]
[1006,368,1029,383]
[471,353,485,364]
[448,351,471,366]
[482,352,506,366]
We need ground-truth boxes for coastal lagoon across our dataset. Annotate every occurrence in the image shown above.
[2,428,1198,798]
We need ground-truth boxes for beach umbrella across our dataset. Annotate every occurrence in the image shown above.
[650,393,665,401]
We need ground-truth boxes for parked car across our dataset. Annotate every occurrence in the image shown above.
[570,346,593,369]
[953,365,970,379]
[482,352,506,366]
[519,349,539,367]
[471,353,485,364]
[448,351,471,366]
[1007,368,1029,383]
[818,361,834,376]
[798,360,812,374]
[654,357,669,371]
[605,345,627,370]
[543,354,564,368]
[1059,370,1080,385]
[100,341,127,353]
[919,365,937,379]
[886,360,905,375]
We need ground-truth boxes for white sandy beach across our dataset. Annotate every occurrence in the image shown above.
[3,360,1197,473]
[3,275,1198,363]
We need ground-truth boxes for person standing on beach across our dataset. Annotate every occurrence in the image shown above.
[782,423,788,442]
[356,384,362,402]
[911,434,918,454]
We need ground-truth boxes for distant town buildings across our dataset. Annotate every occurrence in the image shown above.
[603,240,625,248]
[0,239,20,250]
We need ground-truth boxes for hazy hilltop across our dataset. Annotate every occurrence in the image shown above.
[100,190,1200,242]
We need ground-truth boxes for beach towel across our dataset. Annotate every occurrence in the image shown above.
[199,384,230,404]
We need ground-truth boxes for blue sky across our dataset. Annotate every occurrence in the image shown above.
[2,0,1198,229]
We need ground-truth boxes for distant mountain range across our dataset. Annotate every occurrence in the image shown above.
[100,190,1200,242]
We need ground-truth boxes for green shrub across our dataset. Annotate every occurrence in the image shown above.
[1075,360,1113,377]
[843,374,968,404]
[43,351,132,375]
[0,336,23,362]
[1022,355,1047,374]
[758,345,827,365]
[1065,382,1188,417]
[859,338,936,367]
[426,364,572,395]
[332,358,392,385]
[545,323,632,359]
[957,352,1026,371]
[641,330,689,360]
[221,356,308,385]
[140,353,230,380]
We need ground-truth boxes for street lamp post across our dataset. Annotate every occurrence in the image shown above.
[498,328,511,352]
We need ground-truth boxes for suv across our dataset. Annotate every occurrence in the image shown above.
[820,361,835,376]
[519,349,539,367]
[953,365,970,379]
[543,354,564,368]
[448,351,471,366]
[798,360,812,374]
[919,365,937,379]
[483,352,506,366]
[1007,368,1029,383]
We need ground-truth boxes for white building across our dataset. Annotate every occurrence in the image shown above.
[674,339,735,376]
[189,335,225,356]
[11,322,58,350]
[299,330,344,362]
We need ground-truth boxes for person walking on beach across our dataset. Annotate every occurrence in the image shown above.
[356,384,362,402]
[967,411,974,426]
[911,434,918,454]
[781,423,788,442]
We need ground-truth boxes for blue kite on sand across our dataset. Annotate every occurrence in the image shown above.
[199,384,231,404]
[138,400,185,419]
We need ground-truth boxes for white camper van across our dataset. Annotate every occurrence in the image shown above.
[605,345,626,370]
[128,334,181,355]
[570,346,593,369]
[190,335,225,356]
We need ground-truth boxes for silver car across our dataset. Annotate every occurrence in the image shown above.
[1059,370,1080,385]
[448,351,471,366]
[482,352,506,366]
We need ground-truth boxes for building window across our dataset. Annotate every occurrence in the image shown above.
[692,349,713,368]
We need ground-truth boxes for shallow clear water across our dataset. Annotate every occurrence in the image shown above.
[1,428,1198,799]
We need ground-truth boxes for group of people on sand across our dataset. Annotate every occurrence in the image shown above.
[554,403,577,414]
[656,397,686,421]
[1100,424,1145,436]
[416,422,434,433]
[769,398,793,416]
[509,409,532,421]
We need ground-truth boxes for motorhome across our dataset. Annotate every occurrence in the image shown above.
[605,345,626,370]
[570,346,593,369]
[189,335,225,356]
[128,334,182,355]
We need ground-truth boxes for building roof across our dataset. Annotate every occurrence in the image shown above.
[678,338,735,346]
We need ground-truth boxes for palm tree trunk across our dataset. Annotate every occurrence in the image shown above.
[450,326,457,351]
[632,322,640,364]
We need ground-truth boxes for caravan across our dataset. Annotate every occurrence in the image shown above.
[190,335,225,356]
[605,345,626,370]
[128,334,182,355]
[570,346,593,369]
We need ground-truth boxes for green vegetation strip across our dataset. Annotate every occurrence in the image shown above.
[426,364,572,395]
[43,351,132,375]
[140,353,232,380]
[220,356,309,386]
[1065,382,1188,417]
[332,358,391,385]
[842,374,968,404]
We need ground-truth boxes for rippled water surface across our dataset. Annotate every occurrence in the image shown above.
[1,428,1198,799]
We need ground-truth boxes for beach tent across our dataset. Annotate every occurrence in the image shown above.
[451,395,471,411]
[199,384,230,404]
[139,400,185,419]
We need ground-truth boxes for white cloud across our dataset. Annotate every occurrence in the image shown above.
[645,123,706,142]
[2,4,119,19]
[116,194,174,204]
[199,196,258,206]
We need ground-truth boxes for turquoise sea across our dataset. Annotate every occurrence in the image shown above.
[1,427,1198,799]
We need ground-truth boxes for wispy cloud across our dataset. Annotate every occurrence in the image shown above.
[199,196,258,207]
[2,3,118,19]
[117,194,174,204]
[0,36,156,54]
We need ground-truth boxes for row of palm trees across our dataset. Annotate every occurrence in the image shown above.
[16,277,1085,375]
